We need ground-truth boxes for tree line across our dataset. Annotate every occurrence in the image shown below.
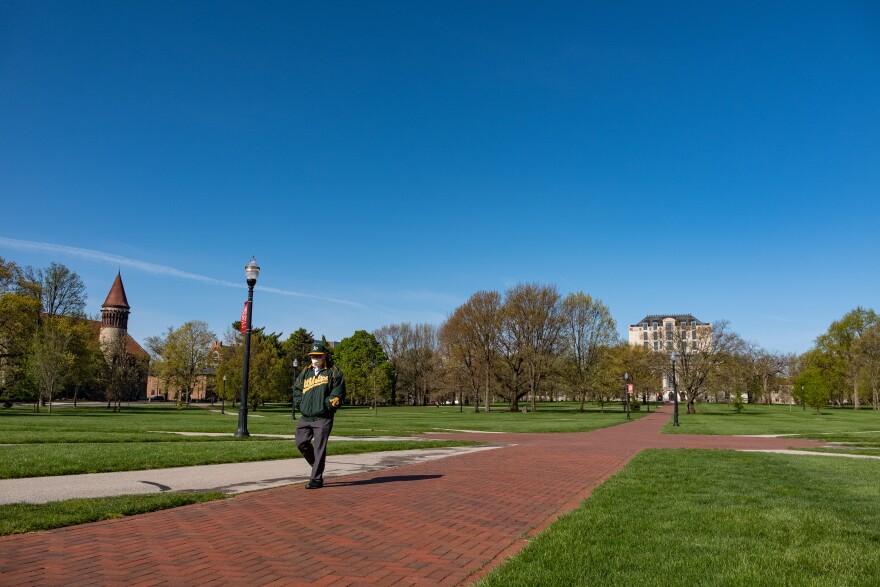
[0,257,146,410]
[4,254,877,415]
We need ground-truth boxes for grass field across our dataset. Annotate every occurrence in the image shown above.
[479,449,880,587]
[0,492,226,536]
[0,400,646,441]
[0,402,637,478]
[662,402,880,436]
[3,401,878,542]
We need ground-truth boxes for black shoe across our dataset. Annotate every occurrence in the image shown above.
[305,480,323,489]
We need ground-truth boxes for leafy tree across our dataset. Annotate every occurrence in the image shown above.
[65,316,105,406]
[26,319,73,412]
[0,258,40,399]
[334,330,392,405]
[618,342,664,407]
[243,333,288,409]
[282,327,315,386]
[794,363,832,413]
[816,307,878,409]
[560,292,617,412]
[146,321,216,407]
[853,324,880,410]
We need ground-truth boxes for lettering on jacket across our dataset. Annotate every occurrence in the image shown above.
[303,374,330,394]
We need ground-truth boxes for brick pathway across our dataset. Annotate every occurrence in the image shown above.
[0,406,823,586]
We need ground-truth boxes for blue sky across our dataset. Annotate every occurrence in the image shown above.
[1,1,878,354]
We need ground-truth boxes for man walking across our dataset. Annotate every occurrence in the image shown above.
[293,342,346,489]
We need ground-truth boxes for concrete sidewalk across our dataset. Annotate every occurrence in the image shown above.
[0,445,500,505]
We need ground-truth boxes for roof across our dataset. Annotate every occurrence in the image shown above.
[102,272,130,309]
[87,320,149,358]
[631,314,707,327]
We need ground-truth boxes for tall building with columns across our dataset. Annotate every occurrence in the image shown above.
[628,314,713,400]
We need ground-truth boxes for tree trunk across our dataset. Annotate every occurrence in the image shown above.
[484,367,490,413]
[853,381,860,410]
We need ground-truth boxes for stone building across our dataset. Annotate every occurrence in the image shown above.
[97,272,149,398]
[628,314,713,401]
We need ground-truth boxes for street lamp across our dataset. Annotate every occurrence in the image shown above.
[291,358,299,420]
[235,256,260,437]
[670,352,680,427]
[624,372,631,420]
[221,375,226,414]
[801,384,805,412]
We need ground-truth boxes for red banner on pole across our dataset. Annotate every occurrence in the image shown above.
[627,383,634,395]
[240,302,248,333]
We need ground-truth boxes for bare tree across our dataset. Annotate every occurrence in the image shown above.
[502,283,564,412]
[440,291,500,413]
[667,320,746,414]
[375,323,440,406]
[439,313,482,411]
[560,292,617,412]
[749,347,792,404]
[25,262,87,320]
[103,334,147,411]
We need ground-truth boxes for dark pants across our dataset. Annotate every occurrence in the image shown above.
[295,417,333,483]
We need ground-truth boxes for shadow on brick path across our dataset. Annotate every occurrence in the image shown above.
[0,405,825,586]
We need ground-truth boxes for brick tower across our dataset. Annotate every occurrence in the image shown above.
[100,272,131,350]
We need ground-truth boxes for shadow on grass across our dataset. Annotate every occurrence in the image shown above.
[326,474,443,487]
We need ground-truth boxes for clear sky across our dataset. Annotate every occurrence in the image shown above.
[1,1,878,354]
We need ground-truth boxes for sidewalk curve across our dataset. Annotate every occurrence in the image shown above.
[0,405,826,586]
[0,445,500,506]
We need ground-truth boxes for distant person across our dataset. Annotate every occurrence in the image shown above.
[293,342,346,489]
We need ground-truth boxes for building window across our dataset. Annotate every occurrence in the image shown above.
[654,341,659,351]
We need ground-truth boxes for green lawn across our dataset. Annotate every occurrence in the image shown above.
[0,402,637,478]
[0,401,642,441]
[0,439,480,479]
[664,402,880,436]
[479,449,880,587]
[0,492,226,536]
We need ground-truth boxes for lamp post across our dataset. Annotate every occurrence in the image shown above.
[291,358,299,420]
[801,384,805,411]
[235,256,260,438]
[624,372,631,420]
[670,352,680,427]
[221,375,226,414]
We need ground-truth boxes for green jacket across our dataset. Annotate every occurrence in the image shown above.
[293,365,346,420]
